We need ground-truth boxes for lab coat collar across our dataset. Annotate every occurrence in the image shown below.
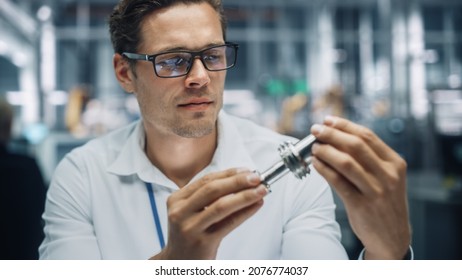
[106,120,170,186]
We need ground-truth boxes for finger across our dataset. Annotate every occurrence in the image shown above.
[311,143,381,196]
[311,156,361,203]
[206,199,264,238]
[194,185,268,232]
[181,171,262,213]
[176,167,251,199]
[311,124,389,179]
[322,116,401,162]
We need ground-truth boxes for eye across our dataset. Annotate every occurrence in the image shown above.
[203,51,224,64]
[158,58,180,69]
[204,54,220,62]
[156,53,190,70]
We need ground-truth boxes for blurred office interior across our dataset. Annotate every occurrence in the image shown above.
[1,0,461,259]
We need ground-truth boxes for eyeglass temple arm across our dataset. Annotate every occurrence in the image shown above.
[122,52,150,61]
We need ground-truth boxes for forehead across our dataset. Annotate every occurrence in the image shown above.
[138,2,224,53]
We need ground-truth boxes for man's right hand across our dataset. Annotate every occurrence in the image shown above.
[150,168,268,260]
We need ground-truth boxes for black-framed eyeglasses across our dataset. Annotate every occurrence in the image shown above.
[122,42,239,78]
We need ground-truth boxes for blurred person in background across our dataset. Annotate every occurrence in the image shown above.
[39,0,411,260]
[277,92,310,138]
[0,96,47,260]
[65,85,90,137]
[312,84,345,124]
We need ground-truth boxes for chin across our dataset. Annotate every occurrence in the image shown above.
[174,118,216,138]
[176,126,215,138]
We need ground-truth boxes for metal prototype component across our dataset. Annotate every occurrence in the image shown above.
[258,134,317,190]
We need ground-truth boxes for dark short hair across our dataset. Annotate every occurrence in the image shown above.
[108,0,227,55]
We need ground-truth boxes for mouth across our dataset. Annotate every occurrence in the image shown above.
[178,98,214,111]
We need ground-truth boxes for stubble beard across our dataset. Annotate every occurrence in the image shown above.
[169,111,216,138]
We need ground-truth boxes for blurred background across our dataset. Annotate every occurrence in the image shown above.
[1,0,461,259]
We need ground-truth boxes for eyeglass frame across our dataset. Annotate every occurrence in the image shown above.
[122,42,239,78]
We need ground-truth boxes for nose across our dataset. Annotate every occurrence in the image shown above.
[184,58,210,89]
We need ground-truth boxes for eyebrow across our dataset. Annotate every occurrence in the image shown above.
[150,42,226,54]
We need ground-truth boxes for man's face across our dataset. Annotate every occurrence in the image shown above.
[130,3,226,138]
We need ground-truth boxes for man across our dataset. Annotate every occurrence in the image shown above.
[39,0,411,260]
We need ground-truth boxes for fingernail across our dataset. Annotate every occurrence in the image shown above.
[324,115,336,126]
[255,185,269,196]
[246,172,261,184]
[311,124,324,135]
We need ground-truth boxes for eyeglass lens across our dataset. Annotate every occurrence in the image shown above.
[154,45,236,77]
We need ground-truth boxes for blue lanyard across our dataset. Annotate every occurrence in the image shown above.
[144,182,165,249]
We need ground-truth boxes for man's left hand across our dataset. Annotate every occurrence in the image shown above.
[310,116,411,260]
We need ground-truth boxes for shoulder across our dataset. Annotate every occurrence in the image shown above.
[0,151,39,168]
[54,121,140,176]
[0,150,45,188]
[49,121,141,191]
[69,121,139,156]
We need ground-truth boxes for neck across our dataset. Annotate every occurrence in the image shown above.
[144,122,218,188]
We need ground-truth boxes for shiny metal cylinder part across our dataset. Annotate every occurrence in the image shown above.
[258,134,317,190]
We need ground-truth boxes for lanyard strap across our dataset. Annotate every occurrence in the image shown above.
[145,182,165,249]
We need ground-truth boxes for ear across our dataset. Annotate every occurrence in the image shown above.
[113,53,136,93]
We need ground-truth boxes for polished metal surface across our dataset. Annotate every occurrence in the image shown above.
[258,134,317,190]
